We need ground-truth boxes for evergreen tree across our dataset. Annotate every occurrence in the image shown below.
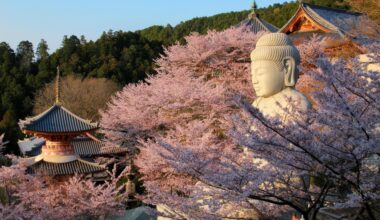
[16,41,34,73]
[36,39,49,61]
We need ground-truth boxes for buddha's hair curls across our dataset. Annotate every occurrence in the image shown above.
[251,33,300,64]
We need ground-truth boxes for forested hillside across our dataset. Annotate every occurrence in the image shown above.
[0,0,371,153]
[138,0,350,45]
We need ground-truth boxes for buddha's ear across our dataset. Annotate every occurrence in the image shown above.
[283,56,298,87]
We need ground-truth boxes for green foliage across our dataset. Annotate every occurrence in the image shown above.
[16,41,34,73]
[36,39,49,60]
[51,31,162,84]
[256,2,299,28]
[0,154,11,166]
[139,11,250,45]
[0,187,9,205]
[0,42,34,154]
[345,0,380,25]
[305,0,349,9]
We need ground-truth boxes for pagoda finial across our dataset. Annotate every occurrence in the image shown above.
[251,0,257,13]
[249,0,259,19]
[55,66,61,104]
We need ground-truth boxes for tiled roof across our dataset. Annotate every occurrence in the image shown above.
[18,137,45,156]
[19,137,127,157]
[19,104,98,133]
[27,159,105,175]
[280,3,364,37]
[237,14,278,33]
[72,138,128,156]
[304,3,362,36]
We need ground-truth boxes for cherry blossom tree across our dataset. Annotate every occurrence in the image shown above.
[100,27,263,219]
[101,25,380,219]
[229,44,380,219]
[100,31,327,146]
[100,27,260,146]
[0,157,128,220]
[138,46,380,219]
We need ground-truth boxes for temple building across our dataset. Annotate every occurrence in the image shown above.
[236,1,278,34]
[18,68,127,179]
[279,2,380,40]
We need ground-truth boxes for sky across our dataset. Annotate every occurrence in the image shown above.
[0,0,287,52]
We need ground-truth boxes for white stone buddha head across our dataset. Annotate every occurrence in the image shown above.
[250,33,301,98]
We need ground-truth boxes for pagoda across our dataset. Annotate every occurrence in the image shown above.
[18,68,125,178]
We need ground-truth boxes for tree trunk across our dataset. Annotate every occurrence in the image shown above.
[364,202,376,220]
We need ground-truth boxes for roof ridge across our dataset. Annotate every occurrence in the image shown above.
[302,3,340,32]
[19,104,98,133]
[77,158,105,169]
[279,3,304,32]
[28,158,106,175]
[19,105,57,127]
[237,16,278,33]
[253,17,268,31]
[257,17,279,30]
[301,2,361,15]
[59,105,98,127]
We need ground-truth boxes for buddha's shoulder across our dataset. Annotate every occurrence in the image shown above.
[252,97,262,108]
[282,89,312,110]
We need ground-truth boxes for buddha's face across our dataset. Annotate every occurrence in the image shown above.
[251,60,285,98]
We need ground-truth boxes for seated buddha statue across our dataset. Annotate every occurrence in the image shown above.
[250,33,311,122]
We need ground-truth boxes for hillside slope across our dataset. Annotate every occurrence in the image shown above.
[138,0,350,45]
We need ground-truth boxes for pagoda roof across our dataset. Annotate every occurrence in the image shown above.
[18,137,45,156]
[27,158,105,176]
[19,104,98,134]
[279,3,369,38]
[18,136,127,157]
[73,137,128,156]
[237,13,278,33]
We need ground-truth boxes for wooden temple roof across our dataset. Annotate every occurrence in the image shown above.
[19,104,98,134]
[237,13,278,33]
[27,159,105,176]
[279,3,364,38]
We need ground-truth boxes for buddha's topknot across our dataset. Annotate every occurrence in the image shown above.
[251,33,300,64]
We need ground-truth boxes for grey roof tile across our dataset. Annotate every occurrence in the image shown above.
[27,159,105,176]
[280,3,367,38]
[19,104,98,133]
[72,138,128,156]
[236,14,278,33]
[20,137,127,157]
